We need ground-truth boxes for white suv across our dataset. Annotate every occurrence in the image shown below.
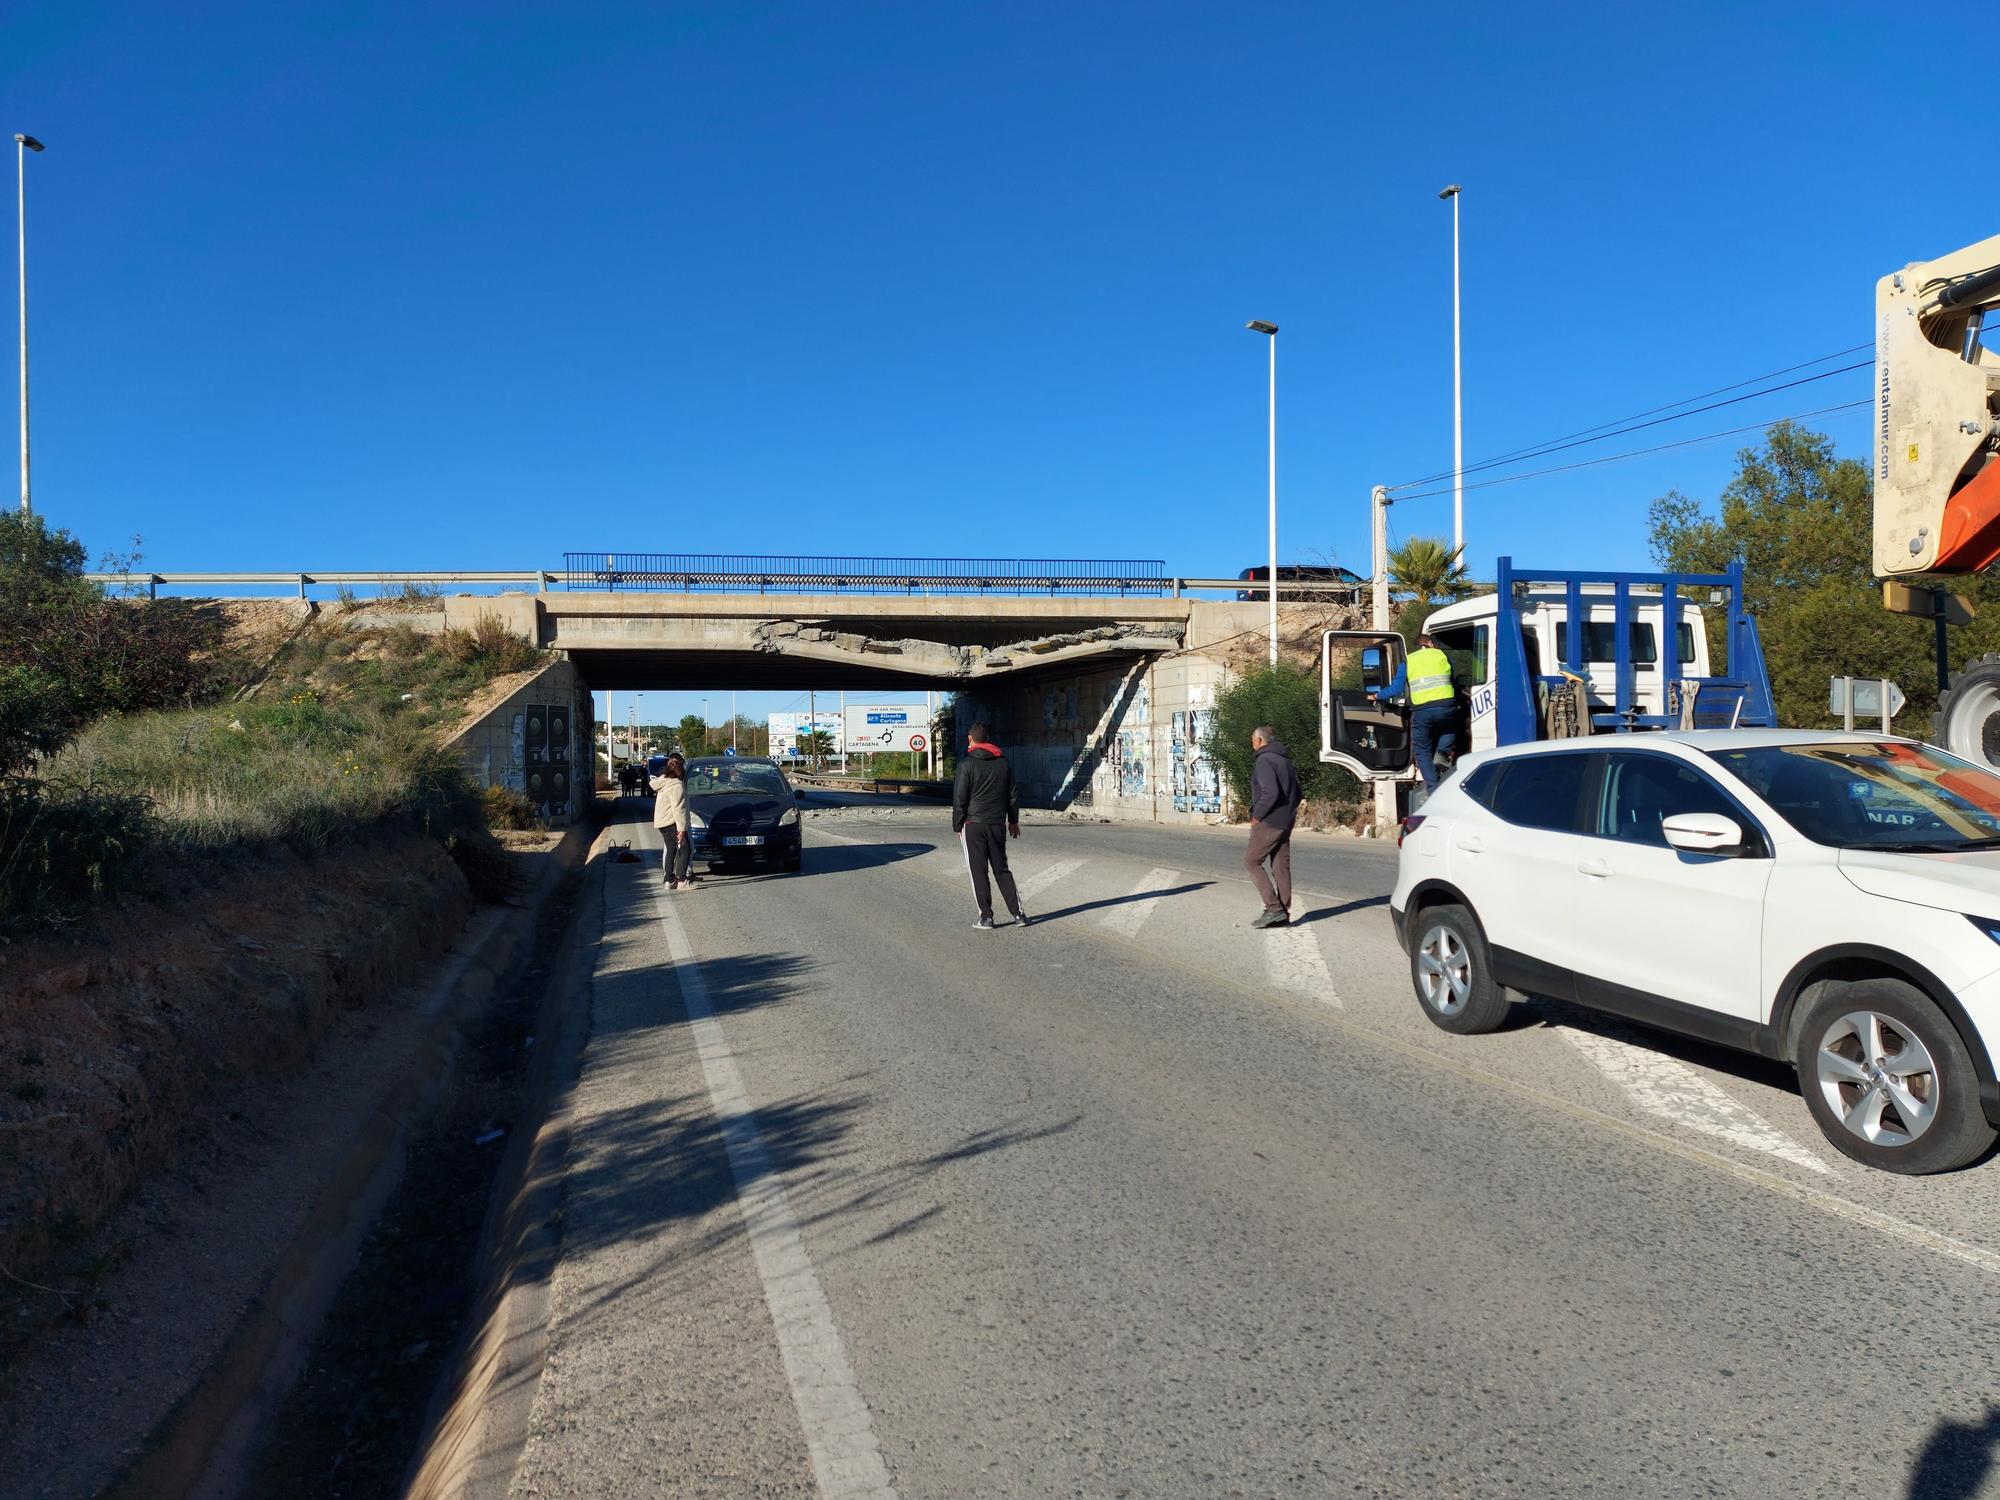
[1390,731,2000,1174]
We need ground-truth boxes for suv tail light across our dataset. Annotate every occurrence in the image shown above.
[1398,814,1425,847]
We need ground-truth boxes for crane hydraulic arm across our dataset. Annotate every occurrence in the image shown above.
[1875,232,2000,575]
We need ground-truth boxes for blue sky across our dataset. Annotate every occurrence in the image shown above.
[8,1,1985,728]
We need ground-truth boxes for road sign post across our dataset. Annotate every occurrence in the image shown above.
[1883,582,1977,694]
[1830,677,1905,733]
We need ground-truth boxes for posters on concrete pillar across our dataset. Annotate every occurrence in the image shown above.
[767,712,841,760]
[841,704,924,753]
[1171,707,1220,813]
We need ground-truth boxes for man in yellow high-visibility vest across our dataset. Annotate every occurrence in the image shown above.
[1372,630,1460,792]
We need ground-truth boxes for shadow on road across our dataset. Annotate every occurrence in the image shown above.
[1908,1407,2000,1499]
[1292,895,1389,925]
[1030,881,1213,926]
[1528,996,1802,1097]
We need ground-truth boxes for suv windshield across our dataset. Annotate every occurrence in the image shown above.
[1707,741,2000,850]
[687,764,790,797]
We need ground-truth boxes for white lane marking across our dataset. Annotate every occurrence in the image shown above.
[1015,857,1085,905]
[1558,1025,1830,1174]
[1100,867,1181,937]
[649,881,899,1499]
[1263,921,1343,1010]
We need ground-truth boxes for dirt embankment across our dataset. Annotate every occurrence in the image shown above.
[0,831,474,1321]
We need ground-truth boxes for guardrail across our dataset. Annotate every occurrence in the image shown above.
[563,553,1172,597]
[794,774,952,799]
[83,569,1380,603]
[85,570,556,600]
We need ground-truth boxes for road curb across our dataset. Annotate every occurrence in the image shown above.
[400,827,613,1500]
[100,819,597,1500]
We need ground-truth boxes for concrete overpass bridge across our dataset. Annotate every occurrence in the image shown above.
[100,556,1363,823]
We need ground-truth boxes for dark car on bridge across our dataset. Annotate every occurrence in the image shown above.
[1235,564,1365,601]
[685,756,806,874]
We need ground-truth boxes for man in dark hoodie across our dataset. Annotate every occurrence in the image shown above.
[952,720,1028,930]
[1243,724,1304,928]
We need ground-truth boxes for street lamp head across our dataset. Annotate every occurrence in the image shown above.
[15,135,44,152]
[1438,184,1460,199]
[1245,320,1278,336]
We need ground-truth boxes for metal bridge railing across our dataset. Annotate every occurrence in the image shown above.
[561,554,1172,597]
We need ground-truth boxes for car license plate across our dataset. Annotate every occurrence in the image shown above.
[722,835,764,846]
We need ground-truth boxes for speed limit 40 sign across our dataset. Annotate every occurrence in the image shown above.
[908,733,929,752]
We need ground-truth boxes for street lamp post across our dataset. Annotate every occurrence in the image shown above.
[1439,184,1464,558]
[15,133,43,517]
[1246,320,1279,666]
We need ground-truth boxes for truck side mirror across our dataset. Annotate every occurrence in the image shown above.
[1360,647,1385,690]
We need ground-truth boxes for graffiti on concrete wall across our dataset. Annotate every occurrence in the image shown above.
[1115,731,1147,798]
[1170,708,1220,813]
[1042,683,1082,729]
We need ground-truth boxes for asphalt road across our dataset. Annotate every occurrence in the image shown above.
[503,794,2000,1499]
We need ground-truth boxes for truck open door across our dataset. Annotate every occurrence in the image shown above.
[1320,630,1413,782]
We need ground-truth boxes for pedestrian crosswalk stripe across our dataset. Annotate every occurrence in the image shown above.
[1016,858,1085,904]
[1263,920,1343,1009]
[1100,867,1180,937]
[1558,1025,1829,1174]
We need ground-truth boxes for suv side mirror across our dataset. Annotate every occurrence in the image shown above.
[1662,812,1744,855]
[795,789,806,801]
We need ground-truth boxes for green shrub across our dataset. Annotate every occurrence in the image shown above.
[479,784,542,830]
[0,514,227,773]
[0,777,156,928]
[440,616,540,675]
[1206,662,1362,813]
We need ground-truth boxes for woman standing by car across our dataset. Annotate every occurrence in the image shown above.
[650,754,693,889]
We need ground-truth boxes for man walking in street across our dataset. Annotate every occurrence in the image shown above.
[1244,725,1304,928]
[952,720,1028,930]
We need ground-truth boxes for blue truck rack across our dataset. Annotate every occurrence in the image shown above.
[1490,556,1778,746]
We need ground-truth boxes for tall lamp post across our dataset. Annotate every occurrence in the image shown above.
[15,133,43,517]
[1246,320,1279,666]
[1439,184,1464,557]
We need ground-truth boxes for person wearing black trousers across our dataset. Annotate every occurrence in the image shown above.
[951,720,1028,930]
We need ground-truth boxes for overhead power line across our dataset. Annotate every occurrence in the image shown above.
[1385,398,1870,503]
[1386,344,1874,492]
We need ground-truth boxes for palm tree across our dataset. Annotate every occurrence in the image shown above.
[1387,536,1468,606]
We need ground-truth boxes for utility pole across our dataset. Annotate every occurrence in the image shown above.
[1440,184,1464,557]
[16,134,44,516]
[1370,483,1399,837]
[1370,485,1392,630]
[809,688,817,772]
[1246,320,1280,666]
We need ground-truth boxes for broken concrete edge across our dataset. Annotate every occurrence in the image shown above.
[399,823,618,1500]
[99,814,602,1500]
[749,618,1190,679]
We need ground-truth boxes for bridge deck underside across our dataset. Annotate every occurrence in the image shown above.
[565,646,1167,692]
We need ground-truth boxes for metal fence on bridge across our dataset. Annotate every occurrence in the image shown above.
[561,554,1171,597]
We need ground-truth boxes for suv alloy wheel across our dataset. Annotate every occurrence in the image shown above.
[1793,980,1997,1174]
[1409,904,1512,1035]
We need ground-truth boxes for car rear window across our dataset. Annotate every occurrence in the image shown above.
[1480,753,1593,833]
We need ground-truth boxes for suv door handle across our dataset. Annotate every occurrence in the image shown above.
[1577,857,1612,878]
[1455,833,1484,854]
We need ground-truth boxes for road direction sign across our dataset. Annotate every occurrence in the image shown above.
[1830,676,1906,726]
[1883,582,1977,626]
[842,704,918,753]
